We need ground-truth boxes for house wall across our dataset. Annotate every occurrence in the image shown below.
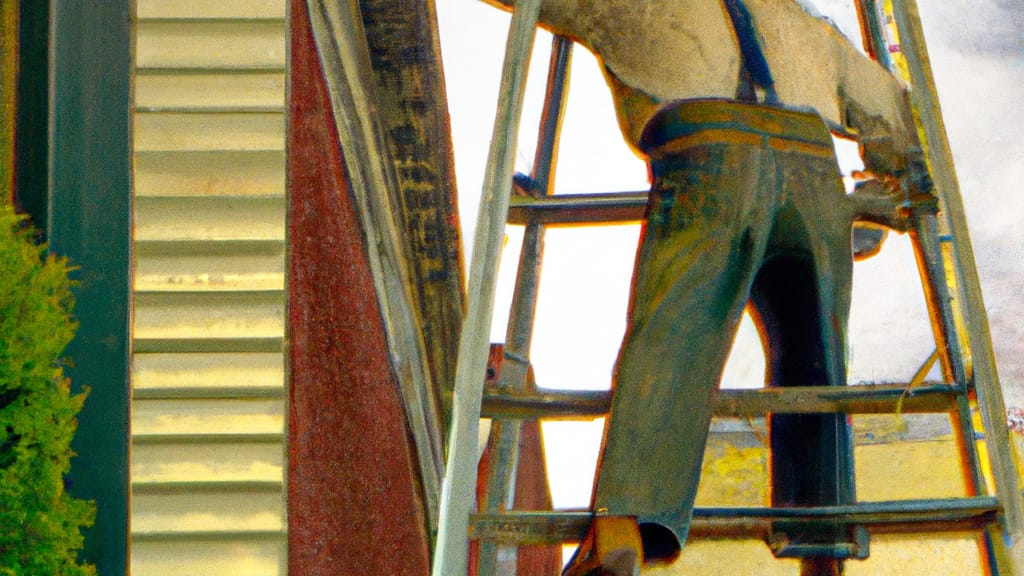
[131,1,288,574]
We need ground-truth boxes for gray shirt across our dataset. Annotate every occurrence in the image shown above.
[487,0,916,171]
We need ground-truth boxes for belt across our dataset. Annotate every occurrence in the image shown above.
[640,99,836,160]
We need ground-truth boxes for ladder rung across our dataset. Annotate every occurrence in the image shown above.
[480,384,960,420]
[715,383,959,417]
[482,388,609,419]
[470,497,999,544]
[507,191,648,225]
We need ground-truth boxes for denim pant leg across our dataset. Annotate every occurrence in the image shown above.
[755,150,857,530]
[593,143,776,544]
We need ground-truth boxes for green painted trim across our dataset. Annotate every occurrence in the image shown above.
[13,0,47,231]
[48,1,133,573]
[0,0,15,205]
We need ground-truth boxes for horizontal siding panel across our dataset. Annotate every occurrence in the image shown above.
[134,250,283,293]
[133,440,283,485]
[135,197,285,242]
[135,151,285,198]
[138,0,285,20]
[133,398,284,437]
[132,490,284,534]
[132,539,283,576]
[136,73,284,112]
[133,353,283,394]
[134,291,284,340]
[137,21,285,70]
[135,113,284,152]
[132,538,284,576]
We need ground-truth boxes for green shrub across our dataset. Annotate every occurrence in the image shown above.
[0,205,95,575]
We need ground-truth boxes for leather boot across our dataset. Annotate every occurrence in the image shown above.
[562,516,642,576]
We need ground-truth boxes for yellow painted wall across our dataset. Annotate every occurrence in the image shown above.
[643,416,990,575]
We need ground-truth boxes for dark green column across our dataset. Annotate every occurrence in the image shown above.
[48,1,132,574]
[1,0,14,205]
[13,0,48,231]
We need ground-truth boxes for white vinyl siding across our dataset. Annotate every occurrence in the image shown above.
[131,1,287,574]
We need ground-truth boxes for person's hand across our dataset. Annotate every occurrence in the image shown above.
[902,150,935,201]
[850,147,936,234]
[860,139,935,199]
[860,134,904,179]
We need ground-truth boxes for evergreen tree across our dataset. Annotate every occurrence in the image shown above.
[0,205,94,575]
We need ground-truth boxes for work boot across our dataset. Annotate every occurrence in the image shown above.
[562,516,642,576]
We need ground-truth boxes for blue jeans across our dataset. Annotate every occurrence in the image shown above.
[593,100,857,553]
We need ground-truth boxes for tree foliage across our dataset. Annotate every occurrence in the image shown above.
[0,205,95,575]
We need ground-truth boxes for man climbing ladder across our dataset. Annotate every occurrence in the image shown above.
[481,1,928,574]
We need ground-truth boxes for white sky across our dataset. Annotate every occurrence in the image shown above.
[435,0,1024,511]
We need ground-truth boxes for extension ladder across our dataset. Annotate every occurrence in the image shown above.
[432,1,1023,574]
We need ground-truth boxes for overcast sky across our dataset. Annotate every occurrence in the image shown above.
[435,0,1024,507]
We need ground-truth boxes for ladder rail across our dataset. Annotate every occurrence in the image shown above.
[852,8,1022,573]
[432,2,542,574]
[907,213,986,494]
[476,35,574,576]
[853,0,894,71]
[889,0,1024,538]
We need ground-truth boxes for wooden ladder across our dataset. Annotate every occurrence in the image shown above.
[432,1,1023,574]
